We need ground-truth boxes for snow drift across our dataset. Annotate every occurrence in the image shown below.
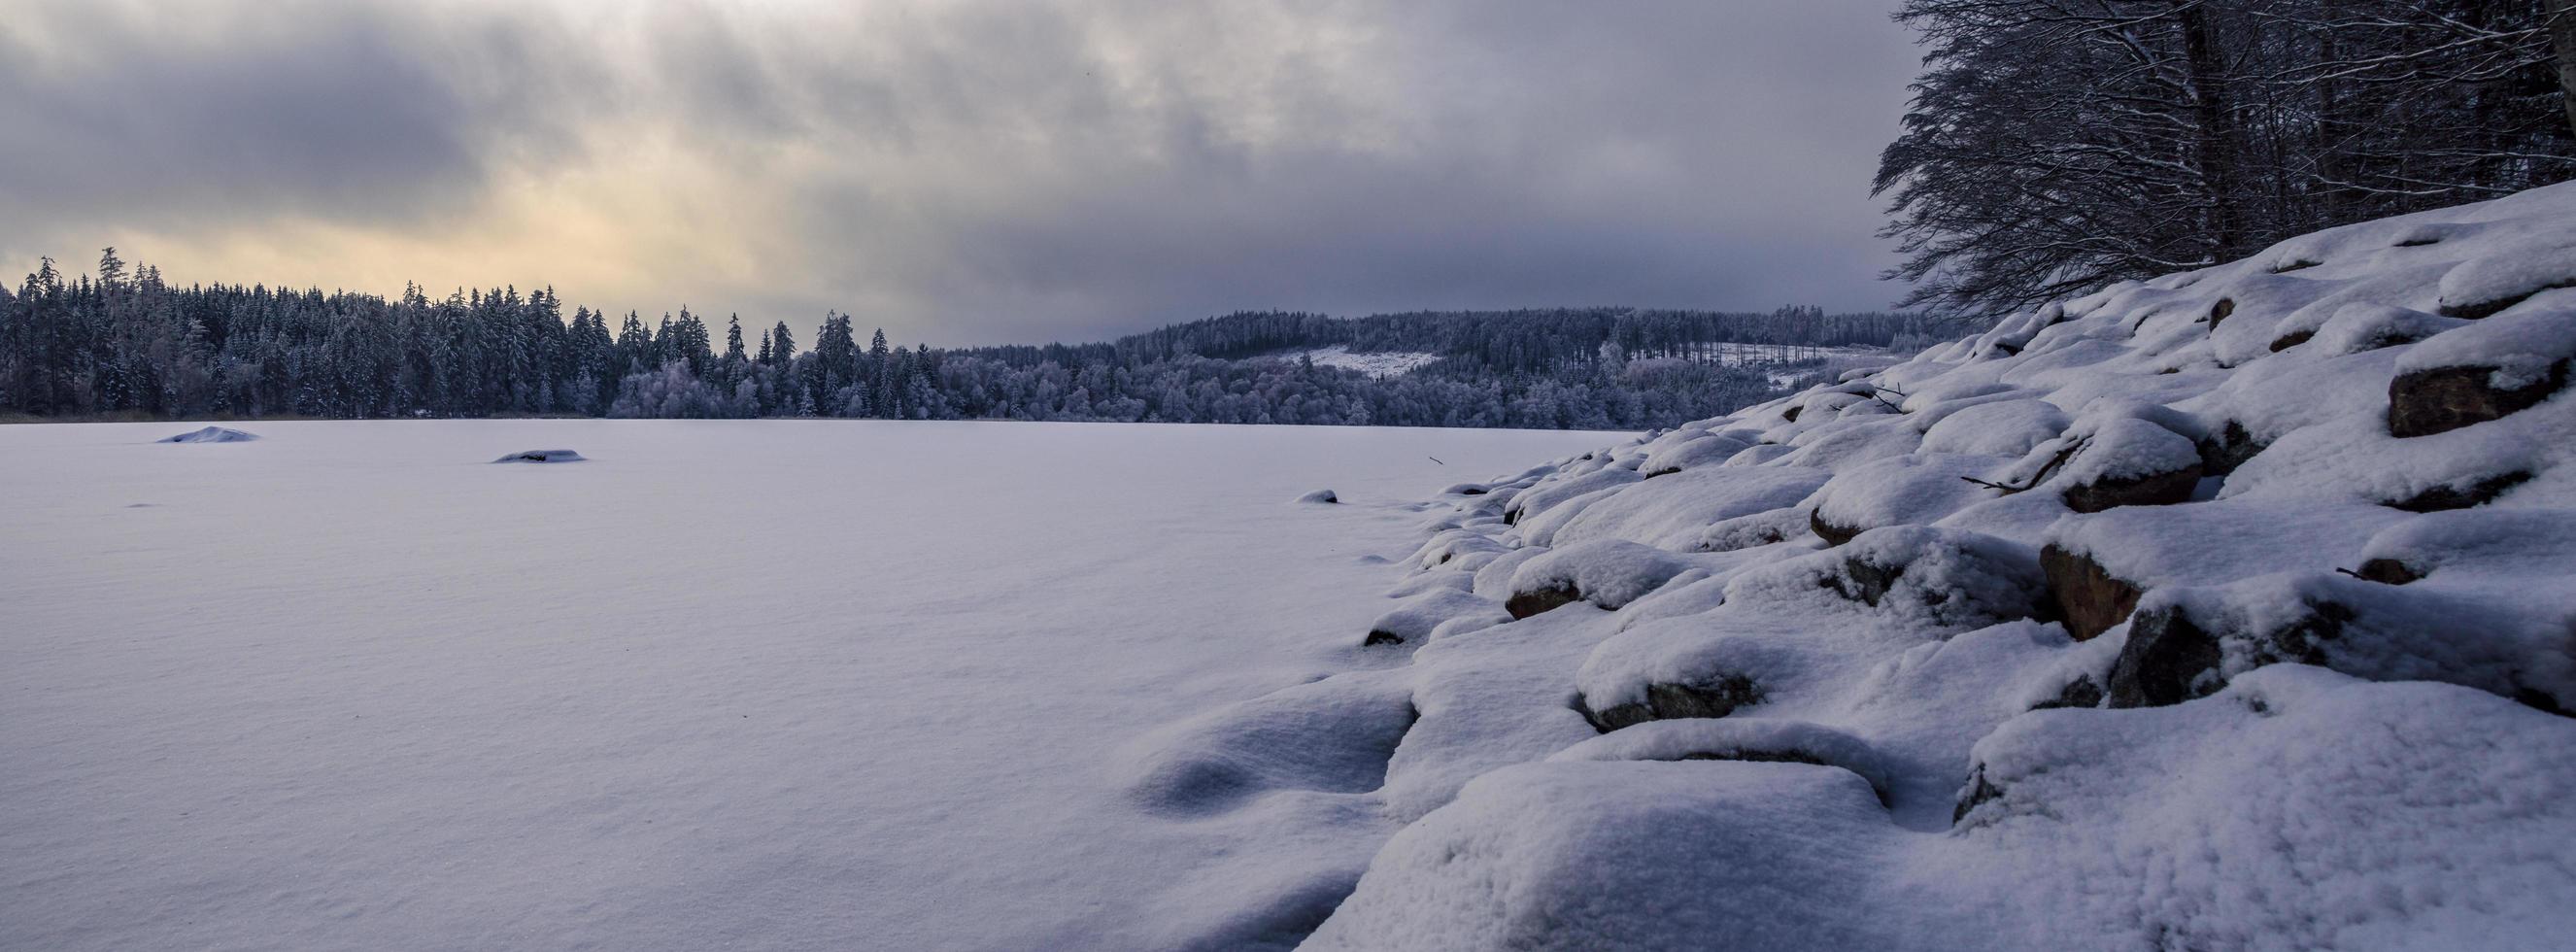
[1129,180,2576,948]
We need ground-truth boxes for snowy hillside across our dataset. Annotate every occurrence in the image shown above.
[1124,182,2576,949]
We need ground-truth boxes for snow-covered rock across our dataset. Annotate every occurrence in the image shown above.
[492,448,584,463]
[157,425,258,443]
[1137,180,2576,947]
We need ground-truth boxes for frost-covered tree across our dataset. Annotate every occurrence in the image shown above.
[1880,0,2576,319]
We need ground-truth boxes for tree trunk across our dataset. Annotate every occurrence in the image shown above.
[2176,2,2246,258]
[2552,0,2576,141]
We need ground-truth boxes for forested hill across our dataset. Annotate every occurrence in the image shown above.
[0,254,1923,429]
[949,307,1939,372]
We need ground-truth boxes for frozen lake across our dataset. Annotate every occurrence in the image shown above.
[0,420,1617,951]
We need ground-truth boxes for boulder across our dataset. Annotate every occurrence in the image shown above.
[1503,583,1582,620]
[2106,600,2349,708]
[2353,558,2423,585]
[2039,544,2142,641]
[2060,460,2201,513]
[1577,675,1765,732]
[2386,471,2532,512]
[1809,508,1863,547]
[2387,361,2567,437]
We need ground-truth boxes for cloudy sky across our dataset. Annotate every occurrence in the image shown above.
[0,0,1921,346]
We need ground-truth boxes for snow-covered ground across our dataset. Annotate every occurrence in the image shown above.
[1196,179,2576,949]
[0,420,1613,951]
[13,179,2576,950]
[1291,346,1443,378]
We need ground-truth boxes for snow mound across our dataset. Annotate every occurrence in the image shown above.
[1294,489,1340,504]
[157,426,258,443]
[1129,181,2576,947]
[492,449,585,463]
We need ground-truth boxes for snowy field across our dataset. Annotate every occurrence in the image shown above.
[0,420,1614,951]
[1290,346,1443,378]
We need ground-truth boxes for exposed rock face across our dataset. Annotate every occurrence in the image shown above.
[1504,583,1583,620]
[2387,361,2568,437]
[1578,675,1764,732]
[2039,545,2143,641]
[2268,329,2315,352]
[1364,629,1407,647]
[2061,461,2202,514]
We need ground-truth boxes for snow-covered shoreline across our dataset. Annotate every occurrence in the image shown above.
[1129,181,2576,949]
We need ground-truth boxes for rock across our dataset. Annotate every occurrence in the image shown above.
[2060,460,2201,513]
[2104,607,2225,708]
[2386,471,2532,512]
[1809,508,1863,547]
[158,426,258,443]
[1818,556,1907,608]
[2195,420,2267,477]
[2353,558,2423,585]
[1294,489,1339,504]
[493,449,584,463]
[1503,583,1582,620]
[1952,765,2005,826]
[2267,329,2314,352]
[2107,600,2350,708]
[1362,629,1406,647]
[2039,544,2142,641]
[2207,297,2235,327]
[2438,278,2576,319]
[1578,675,1765,732]
[2029,674,2104,710]
[2387,361,2568,437]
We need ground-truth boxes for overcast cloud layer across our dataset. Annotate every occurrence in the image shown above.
[0,0,1919,345]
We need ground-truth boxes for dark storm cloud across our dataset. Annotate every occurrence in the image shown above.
[0,0,1920,345]
[0,1,600,231]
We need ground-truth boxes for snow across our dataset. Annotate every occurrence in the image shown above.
[0,419,1615,952]
[1289,346,1442,378]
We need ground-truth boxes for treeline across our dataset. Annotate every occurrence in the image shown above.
[1881,0,2576,317]
[0,251,1908,428]
[1104,306,1937,374]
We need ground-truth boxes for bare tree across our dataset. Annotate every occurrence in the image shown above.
[1880,0,2576,322]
